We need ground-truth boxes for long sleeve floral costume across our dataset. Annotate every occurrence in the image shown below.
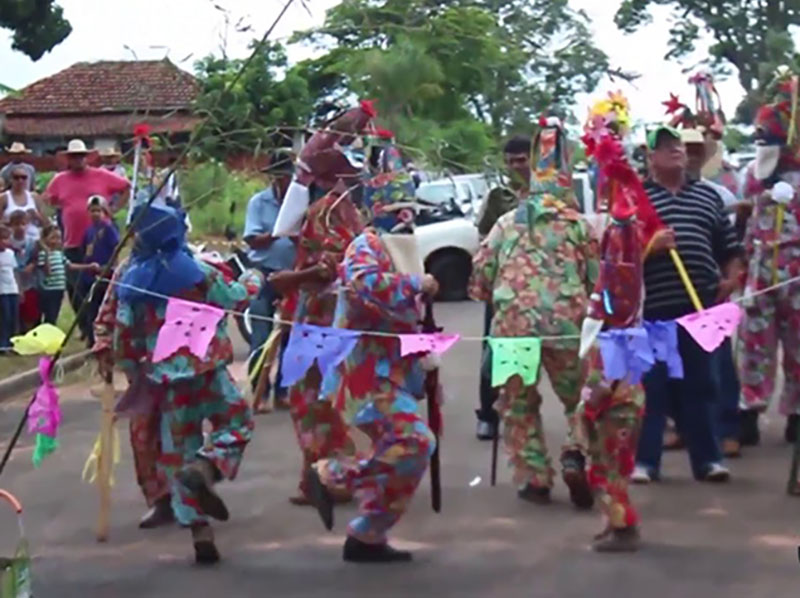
[469,198,599,489]
[94,261,261,525]
[285,191,364,496]
[315,229,435,544]
[740,171,800,414]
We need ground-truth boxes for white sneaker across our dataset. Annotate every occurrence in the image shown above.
[630,465,651,484]
[704,463,730,483]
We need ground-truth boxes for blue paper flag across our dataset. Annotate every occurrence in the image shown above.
[597,327,655,384]
[644,320,684,379]
[280,324,361,387]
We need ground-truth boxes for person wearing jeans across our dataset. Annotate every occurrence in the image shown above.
[242,154,296,401]
[632,125,743,484]
[0,227,19,350]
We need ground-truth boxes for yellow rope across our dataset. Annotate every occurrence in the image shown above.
[669,249,704,311]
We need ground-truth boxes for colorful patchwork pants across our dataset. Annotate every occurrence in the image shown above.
[740,283,800,414]
[578,385,642,530]
[129,413,169,507]
[288,365,355,495]
[498,346,585,489]
[315,394,435,544]
[157,369,253,526]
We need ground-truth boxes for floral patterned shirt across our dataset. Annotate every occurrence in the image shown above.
[469,198,599,342]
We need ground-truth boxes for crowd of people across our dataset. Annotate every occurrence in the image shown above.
[2,66,797,568]
[0,139,129,350]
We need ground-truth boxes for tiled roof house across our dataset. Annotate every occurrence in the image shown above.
[0,59,201,154]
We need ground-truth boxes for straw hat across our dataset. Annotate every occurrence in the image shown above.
[680,128,705,144]
[99,146,121,157]
[65,139,90,154]
[6,141,31,154]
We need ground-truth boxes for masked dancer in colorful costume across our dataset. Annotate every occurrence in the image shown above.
[739,68,800,447]
[577,94,665,552]
[304,170,440,563]
[469,117,599,507]
[93,204,261,564]
[268,102,380,506]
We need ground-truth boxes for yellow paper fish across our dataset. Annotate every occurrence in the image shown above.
[11,324,66,355]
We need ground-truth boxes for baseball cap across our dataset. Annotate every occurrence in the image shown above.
[646,125,681,150]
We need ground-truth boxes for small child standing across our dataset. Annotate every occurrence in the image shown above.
[79,196,120,346]
[0,226,20,351]
[9,211,39,332]
[37,224,99,325]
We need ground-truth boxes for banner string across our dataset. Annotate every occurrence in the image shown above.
[98,271,800,343]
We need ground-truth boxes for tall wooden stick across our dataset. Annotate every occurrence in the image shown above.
[95,372,115,542]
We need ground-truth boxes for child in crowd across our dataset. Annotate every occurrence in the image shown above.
[9,211,40,332]
[0,226,20,351]
[37,224,100,325]
[78,195,120,346]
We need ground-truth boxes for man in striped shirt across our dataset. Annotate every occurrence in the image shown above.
[633,125,743,484]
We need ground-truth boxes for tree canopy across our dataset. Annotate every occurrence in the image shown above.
[615,0,800,120]
[0,0,72,60]
[294,0,615,170]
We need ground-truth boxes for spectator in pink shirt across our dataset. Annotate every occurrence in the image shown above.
[44,138,130,314]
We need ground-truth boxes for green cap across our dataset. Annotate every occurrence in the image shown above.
[646,125,681,150]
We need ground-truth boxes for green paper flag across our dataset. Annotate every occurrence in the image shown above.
[488,337,542,387]
[32,433,58,468]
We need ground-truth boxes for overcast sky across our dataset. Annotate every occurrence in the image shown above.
[0,0,745,130]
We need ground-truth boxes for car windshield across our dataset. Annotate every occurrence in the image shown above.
[417,183,460,205]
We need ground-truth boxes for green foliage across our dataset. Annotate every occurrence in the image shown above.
[295,0,611,171]
[178,162,266,237]
[0,0,72,60]
[722,126,750,153]
[192,41,314,160]
[615,0,800,120]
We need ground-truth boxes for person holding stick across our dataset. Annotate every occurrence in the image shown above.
[631,125,743,484]
[305,172,439,563]
[93,204,262,564]
[469,117,598,508]
[738,69,800,449]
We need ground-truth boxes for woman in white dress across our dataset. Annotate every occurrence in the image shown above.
[1,164,47,241]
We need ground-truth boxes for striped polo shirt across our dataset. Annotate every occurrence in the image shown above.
[37,249,68,291]
[643,179,741,320]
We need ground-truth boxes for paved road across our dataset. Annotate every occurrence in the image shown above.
[1,301,798,597]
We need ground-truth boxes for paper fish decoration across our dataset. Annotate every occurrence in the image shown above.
[152,298,225,363]
[11,323,65,355]
[488,337,542,387]
[281,324,361,387]
[644,320,684,379]
[597,327,655,384]
[677,302,742,353]
[398,333,460,357]
[579,317,604,359]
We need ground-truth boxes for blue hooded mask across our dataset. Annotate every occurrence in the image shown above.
[118,204,205,304]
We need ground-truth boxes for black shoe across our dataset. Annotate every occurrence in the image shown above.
[476,421,496,441]
[343,536,412,563]
[561,450,595,510]
[192,524,220,565]
[740,410,760,446]
[304,467,334,531]
[785,415,800,444]
[592,526,641,553]
[517,484,551,504]
[176,459,229,522]
[139,496,175,529]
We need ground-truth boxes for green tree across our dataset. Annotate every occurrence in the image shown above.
[295,0,614,170]
[615,0,800,119]
[192,41,313,159]
[0,0,72,60]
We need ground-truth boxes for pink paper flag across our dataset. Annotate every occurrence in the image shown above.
[27,357,61,438]
[677,302,742,353]
[153,298,225,363]
[398,333,461,357]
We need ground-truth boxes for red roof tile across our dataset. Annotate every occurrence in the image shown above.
[0,59,199,115]
[3,113,201,137]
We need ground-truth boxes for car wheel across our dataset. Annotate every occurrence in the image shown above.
[427,250,472,302]
[234,306,252,345]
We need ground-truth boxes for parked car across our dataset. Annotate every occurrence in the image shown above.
[416,201,480,301]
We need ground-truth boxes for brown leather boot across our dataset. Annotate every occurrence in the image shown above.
[592,526,641,552]
[139,495,174,529]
